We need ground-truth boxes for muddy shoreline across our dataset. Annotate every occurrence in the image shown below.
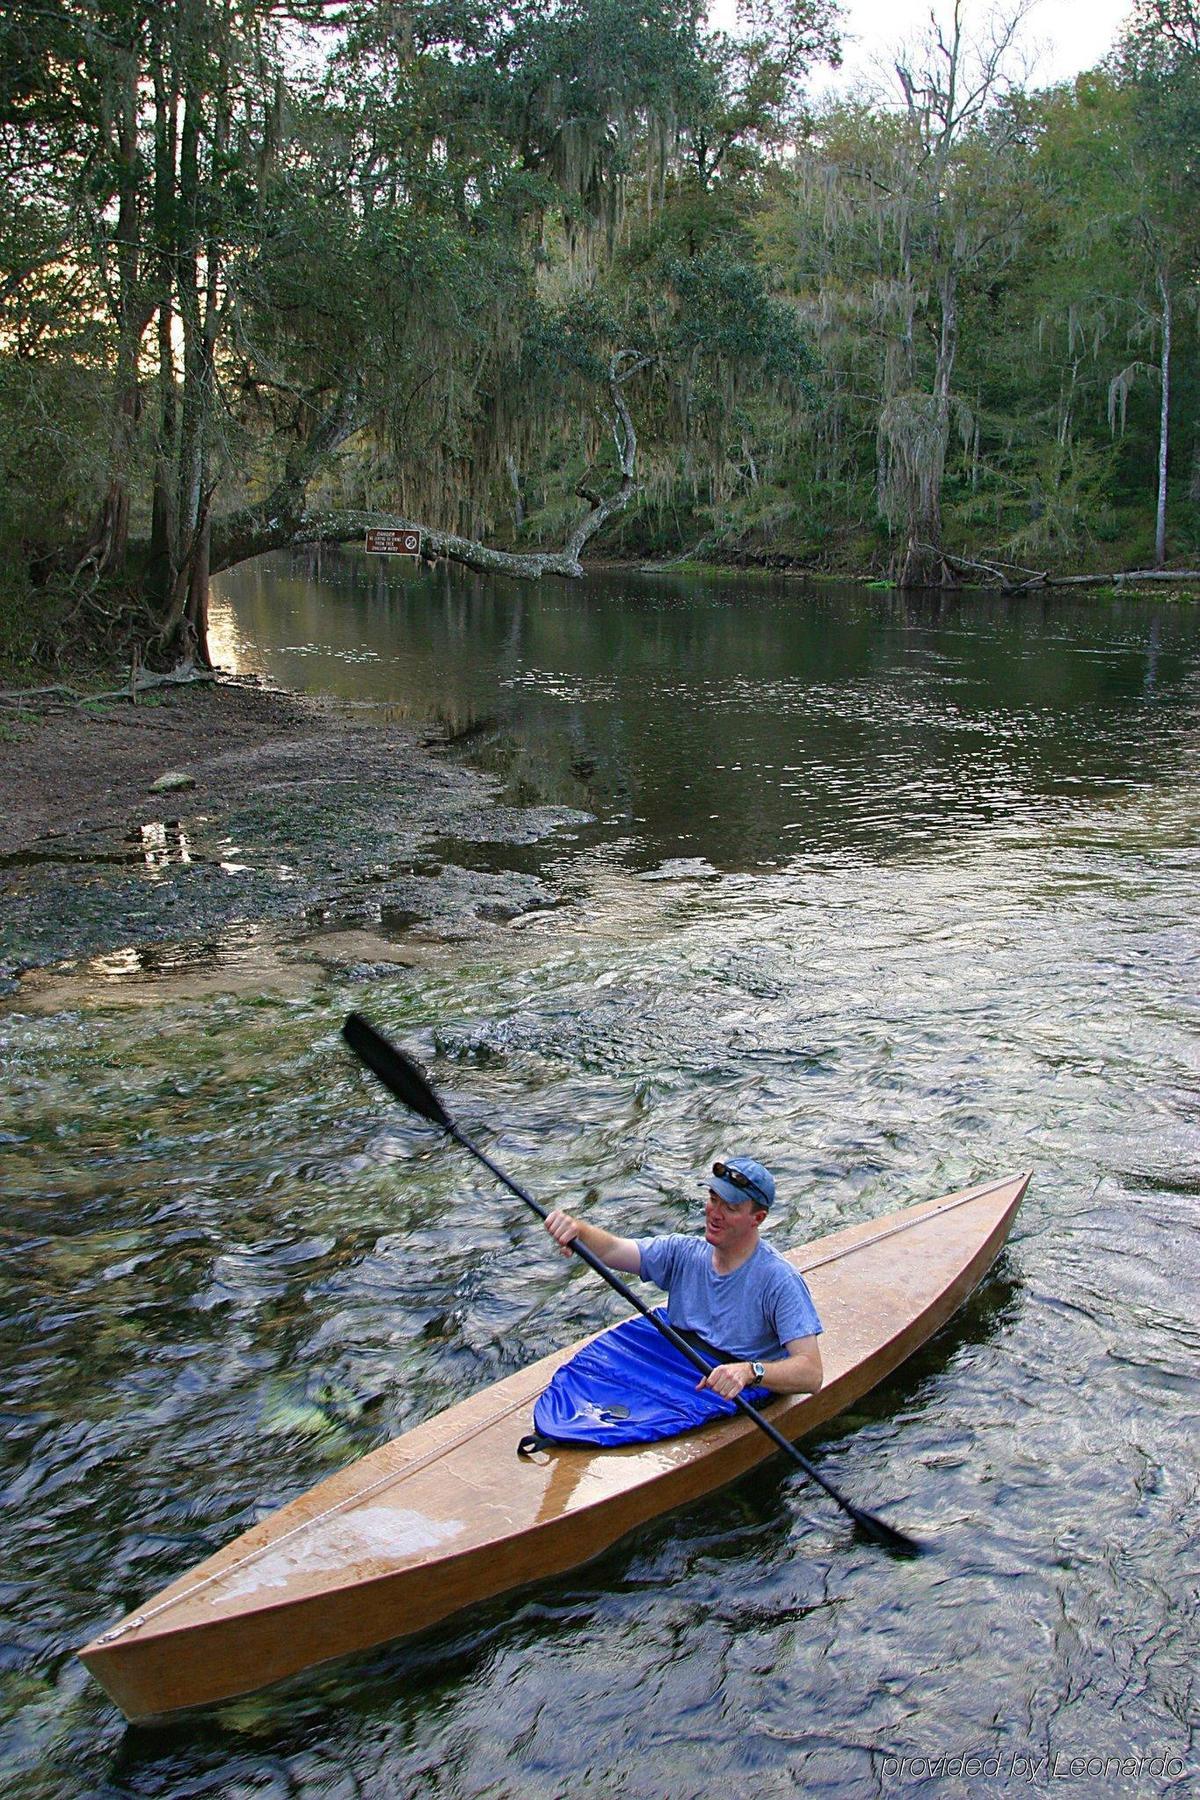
[1,680,338,855]
[0,678,589,996]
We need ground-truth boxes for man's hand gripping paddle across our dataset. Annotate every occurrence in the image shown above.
[342,1011,921,1555]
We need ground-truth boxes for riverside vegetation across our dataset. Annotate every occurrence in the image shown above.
[3,0,1200,679]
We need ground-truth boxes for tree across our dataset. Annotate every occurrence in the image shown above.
[757,4,1039,584]
[680,0,840,192]
[0,0,836,667]
[1118,0,1200,560]
[1,0,335,661]
[872,1,1038,585]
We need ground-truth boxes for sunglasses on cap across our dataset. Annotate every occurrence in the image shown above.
[711,1161,771,1208]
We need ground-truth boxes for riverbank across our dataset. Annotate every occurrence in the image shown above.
[619,554,1200,592]
[0,677,589,995]
[0,679,322,855]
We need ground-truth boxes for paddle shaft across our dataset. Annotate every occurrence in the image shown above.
[452,1125,891,1534]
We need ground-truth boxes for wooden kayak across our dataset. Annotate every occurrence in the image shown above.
[80,1171,1029,1719]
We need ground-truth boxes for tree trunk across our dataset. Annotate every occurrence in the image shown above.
[170,36,229,667]
[895,262,958,589]
[1155,265,1171,569]
[146,32,180,614]
[147,300,179,612]
[506,453,526,531]
[175,76,205,571]
[186,509,212,669]
[94,46,149,574]
[878,182,958,588]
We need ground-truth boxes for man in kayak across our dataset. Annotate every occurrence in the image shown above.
[543,1156,823,1400]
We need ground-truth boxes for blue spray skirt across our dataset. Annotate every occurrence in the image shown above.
[522,1309,769,1451]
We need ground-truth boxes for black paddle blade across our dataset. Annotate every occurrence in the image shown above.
[850,1507,923,1556]
[342,1013,453,1130]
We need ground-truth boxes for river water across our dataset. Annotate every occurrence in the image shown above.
[2,559,1198,1797]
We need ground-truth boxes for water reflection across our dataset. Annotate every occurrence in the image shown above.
[138,821,193,873]
[211,553,1199,871]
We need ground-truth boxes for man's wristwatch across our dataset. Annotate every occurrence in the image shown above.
[749,1361,766,1382]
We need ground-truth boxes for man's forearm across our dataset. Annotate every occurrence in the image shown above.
[543,1208,641,1274]
[568,1218,641,1272]
[698,1338,823,1402]
[761,1341,823,1395]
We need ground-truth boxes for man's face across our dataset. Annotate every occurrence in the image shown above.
[705,1188,765,1253]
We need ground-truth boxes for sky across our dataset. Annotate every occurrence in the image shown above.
[710,0,1138,97]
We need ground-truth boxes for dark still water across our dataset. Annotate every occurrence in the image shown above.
[209,556,1196,873]
[2,557,1198,1797]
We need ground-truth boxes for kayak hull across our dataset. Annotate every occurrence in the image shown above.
[80,1171,1029,1719]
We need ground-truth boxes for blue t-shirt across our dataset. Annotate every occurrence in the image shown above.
[633,1235,822,1363]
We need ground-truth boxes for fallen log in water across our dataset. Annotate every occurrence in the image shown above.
[1042,569,1200,586]
[937,551,1200,594]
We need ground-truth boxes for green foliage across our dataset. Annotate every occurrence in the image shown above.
[6,0,1200,649]
[738,18,1200,577]
[947,436,1120,561]
[664,250,813,386]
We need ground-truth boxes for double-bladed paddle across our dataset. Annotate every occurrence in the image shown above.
[342,1011,921,1555]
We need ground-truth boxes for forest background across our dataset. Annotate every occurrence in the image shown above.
[1,0,1198,675]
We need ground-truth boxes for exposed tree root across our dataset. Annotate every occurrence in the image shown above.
[0,665,216,711]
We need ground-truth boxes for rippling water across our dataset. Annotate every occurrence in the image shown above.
[2,563,1198,1796]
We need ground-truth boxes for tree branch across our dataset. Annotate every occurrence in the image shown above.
[211,510,598,579]
[210,354,650,581]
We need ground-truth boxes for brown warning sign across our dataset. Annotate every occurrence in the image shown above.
[364,527,421,555]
